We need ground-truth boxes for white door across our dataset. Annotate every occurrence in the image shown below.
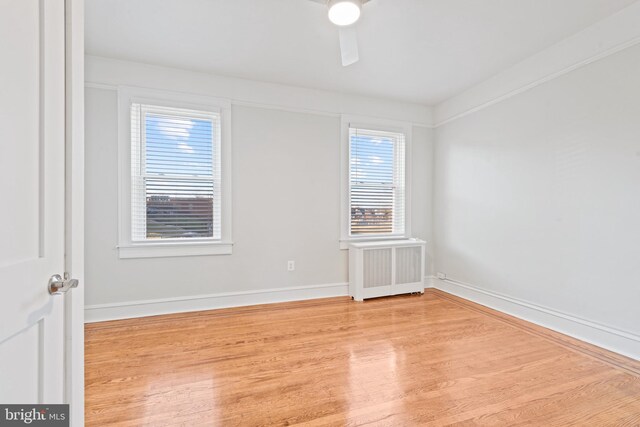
[0,0,71,404]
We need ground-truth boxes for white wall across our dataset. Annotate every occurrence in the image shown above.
[84,57,434,319]
[84,13,640,360]
[433,43,640,358]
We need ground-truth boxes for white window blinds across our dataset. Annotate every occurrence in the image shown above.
[349,127,406,236]
[130,103,222,241]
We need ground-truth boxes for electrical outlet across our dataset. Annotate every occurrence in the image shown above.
[287,260,295,271]
[436,272,446,280]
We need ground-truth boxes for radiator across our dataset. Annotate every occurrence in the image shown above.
[348,239,426,301]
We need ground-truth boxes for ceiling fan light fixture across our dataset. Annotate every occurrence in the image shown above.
[328,0,362,26]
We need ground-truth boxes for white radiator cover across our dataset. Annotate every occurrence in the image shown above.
[348,239,426,301]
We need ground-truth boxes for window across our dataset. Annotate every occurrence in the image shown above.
[131,104,220,241]
[118,88,232,258]
[341,117,411,248]
[349,127,406,235]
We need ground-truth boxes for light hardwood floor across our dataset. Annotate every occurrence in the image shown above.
[85,289,640,426]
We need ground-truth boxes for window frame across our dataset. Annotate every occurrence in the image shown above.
[117,87,233,258]
[340,115,412,250]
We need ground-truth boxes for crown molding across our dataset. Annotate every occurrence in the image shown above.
[434,1,640,127]
[85,55,434,128]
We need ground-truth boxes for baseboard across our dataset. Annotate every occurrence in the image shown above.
[86,276,438,323]
[424,275,436,289]
[85,282,349,323]
[433,277,640,361]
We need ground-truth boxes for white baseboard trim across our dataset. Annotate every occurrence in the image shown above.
[434,278,640,360]
[424,275,436,289]
[86,276,437,323]
[85,282,349,323]
[432,277,640,361]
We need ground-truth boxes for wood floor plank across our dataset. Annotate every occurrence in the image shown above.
[85,290,640,426]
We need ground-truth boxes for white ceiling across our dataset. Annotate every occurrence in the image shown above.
[85,0,638,105]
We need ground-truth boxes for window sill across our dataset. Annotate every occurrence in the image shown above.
[339,236,411,250]
[118,241,233,259]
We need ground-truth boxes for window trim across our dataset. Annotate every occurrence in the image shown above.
[340,115,412,250]
[117,86,233,258]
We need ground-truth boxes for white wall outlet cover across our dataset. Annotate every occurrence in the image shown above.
[437,272,447,280]
[287,261,295,271]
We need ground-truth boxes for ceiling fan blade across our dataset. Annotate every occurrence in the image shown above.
[338,27,359,66]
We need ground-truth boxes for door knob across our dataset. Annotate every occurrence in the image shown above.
[48,273,79,295]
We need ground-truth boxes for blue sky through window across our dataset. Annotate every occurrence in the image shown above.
[145,113,214,178]
[350,134,394,184]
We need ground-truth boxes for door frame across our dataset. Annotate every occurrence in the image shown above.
[64,0,84,425]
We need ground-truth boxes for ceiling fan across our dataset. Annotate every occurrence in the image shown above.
[308,0,371,66]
